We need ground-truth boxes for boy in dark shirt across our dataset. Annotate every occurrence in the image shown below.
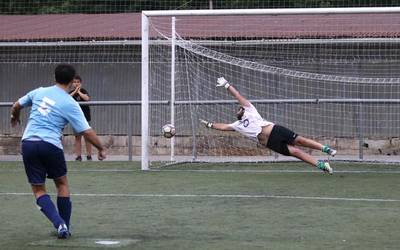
[70,75,92,161]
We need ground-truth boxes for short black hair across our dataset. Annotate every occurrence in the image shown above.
[74,75,82,82]
[55,64,76,85]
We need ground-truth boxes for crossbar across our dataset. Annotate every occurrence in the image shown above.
[143,7,400,17]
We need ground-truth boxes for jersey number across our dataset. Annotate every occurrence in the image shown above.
[38,97,56,116]
[243,119,249,127]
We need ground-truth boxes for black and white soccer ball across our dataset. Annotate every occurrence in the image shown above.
[162,124,176,138]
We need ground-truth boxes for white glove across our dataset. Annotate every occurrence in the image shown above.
[216,77,230,89]
[200,119,213,128]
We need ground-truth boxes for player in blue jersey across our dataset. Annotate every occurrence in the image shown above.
[10,64,106,239]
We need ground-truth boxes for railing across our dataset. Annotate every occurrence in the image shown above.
[2,98,400,160]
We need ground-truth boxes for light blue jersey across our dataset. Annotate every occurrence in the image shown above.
[18,85,91,149]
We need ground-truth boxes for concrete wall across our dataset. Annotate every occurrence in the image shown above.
[2,135,400,158]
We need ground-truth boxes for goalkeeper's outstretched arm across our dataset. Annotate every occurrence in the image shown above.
[216,77,251,107]
[200,119,234,131]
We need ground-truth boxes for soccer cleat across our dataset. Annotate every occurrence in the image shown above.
[86,155,92,161]
[317,161,333,174]
[322,145,337,157]
[327,148,337,157]
[75,155,82,161]
[57,224,71,239]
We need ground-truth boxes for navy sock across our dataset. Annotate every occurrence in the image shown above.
[36,194,65,229]
[57,196,72,228]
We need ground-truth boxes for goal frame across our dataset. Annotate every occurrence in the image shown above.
[141,7,400,170]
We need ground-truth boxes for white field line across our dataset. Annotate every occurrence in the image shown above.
[151,169,400,174]
[0,169,400,174]
[0,192,399,202]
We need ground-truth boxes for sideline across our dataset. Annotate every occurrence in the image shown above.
[0,168,399,174]
[1,192,399,202]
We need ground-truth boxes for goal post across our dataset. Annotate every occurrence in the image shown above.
[141,7,400,170]
[141,13,150,170]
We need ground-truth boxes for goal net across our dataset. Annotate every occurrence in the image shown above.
[142,8,400,169]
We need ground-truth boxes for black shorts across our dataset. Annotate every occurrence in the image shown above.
[266,125,298,156]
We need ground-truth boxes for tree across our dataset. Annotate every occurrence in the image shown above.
[1,0,399,15]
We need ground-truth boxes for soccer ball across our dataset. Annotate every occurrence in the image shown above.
[162,124,176,138]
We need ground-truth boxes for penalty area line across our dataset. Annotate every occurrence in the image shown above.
[0,192,399,202]
[151,169,400,174]
[1,169,400,174]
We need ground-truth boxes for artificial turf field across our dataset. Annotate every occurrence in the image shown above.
[0,161,399,250]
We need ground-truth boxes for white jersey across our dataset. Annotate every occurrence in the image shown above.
[229,103,274,138]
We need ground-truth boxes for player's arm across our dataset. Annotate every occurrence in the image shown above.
[81,129,106,160]
[10,101,22,127]
[10,89,36,127]
[200,119,234,131]
[67,103,106,160]
[216,77,251,107]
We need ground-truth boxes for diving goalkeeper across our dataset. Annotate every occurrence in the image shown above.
[200,77,336,174]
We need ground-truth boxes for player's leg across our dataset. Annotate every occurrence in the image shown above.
[31,184,67,233]
[288,145,333,174]
[293,136,323,151]
[54,176,72,230]
[84,137,92,161]
[41,141,71,238]
[74,135,82,161]
[287,145,317,166]
[294,136,337,156]
[266,126,332,174]
[21,141,68,236]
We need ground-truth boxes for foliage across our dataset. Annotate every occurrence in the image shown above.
[1,0,400,14]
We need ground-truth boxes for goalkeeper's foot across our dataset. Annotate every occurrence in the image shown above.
[317,161,333,174]
[322,145,337,157]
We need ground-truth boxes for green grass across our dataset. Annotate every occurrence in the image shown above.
[0,161,399,249]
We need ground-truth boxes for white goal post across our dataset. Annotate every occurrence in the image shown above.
[141,7,400,170]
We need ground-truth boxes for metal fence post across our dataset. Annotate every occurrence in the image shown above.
[273,103,279,160]
[358,103,364,160]
[128,104,132,161]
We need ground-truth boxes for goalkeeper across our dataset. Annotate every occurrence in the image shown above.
[201,77,336,174]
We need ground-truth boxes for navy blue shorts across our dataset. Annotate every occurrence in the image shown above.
[21,140,67,185]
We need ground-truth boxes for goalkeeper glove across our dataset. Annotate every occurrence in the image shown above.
[216,77,231,89]
[200,119,213,128]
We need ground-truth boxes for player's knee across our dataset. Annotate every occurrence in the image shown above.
[294,136,305,146]
[289,146,301,156]
[54,176,69,191]
[31,185,47,198]
[56,185,70,196]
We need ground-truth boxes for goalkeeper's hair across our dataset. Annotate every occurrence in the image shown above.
[55,64,76,85]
